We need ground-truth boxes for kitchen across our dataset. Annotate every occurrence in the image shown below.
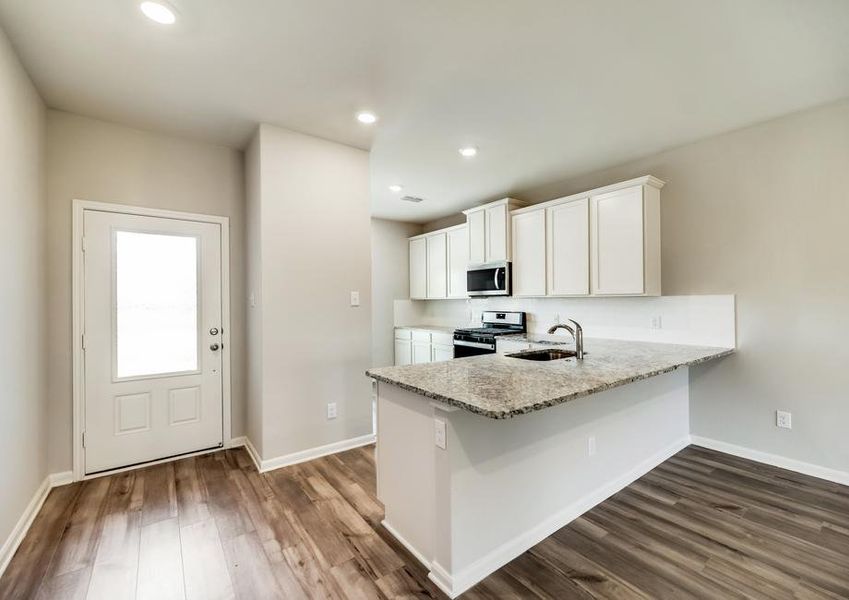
[370,174,738,596]
[1,2,848,599]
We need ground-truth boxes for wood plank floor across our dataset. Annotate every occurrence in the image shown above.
[2,444,848,599]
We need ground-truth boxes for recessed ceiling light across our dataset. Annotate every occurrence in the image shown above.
[357,111,378,124]
[140,1,177,24]
[389,184,403,193]
[459,146,478,158]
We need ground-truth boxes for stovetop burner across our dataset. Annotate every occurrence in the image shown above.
[454,326,520,336]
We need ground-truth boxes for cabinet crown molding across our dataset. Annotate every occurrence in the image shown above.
[462,197,527,215]
[511,175,665,216]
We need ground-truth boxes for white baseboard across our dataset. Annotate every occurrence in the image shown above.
[387,436,691,599]
[382,520,432,570]
[245,433,376,474]
[0,471,73,579]
[690,435,849,486]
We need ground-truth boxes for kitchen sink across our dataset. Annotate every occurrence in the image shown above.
[507,349,577,361]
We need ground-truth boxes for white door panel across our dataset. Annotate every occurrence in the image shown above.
[83,210,223,474]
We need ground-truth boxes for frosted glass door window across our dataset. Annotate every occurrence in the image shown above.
[115,231,199,378]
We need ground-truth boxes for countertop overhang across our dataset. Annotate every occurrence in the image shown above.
[367,338,734,419]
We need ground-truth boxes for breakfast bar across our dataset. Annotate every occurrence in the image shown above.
[366,339,733,598]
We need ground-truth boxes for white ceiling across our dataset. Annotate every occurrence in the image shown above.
[1,0,848,222]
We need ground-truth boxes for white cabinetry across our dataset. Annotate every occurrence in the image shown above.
[395,328,455,365]
[506,176,662,298]
[409,237,427,299]
[590,183,661,296]
[511,210,546,297]
[426,233,447,299]
[463,198,526,265]
[547,197,589,296]
[409,225,468,301]
[394,329,413,366]
[446,226,468,298]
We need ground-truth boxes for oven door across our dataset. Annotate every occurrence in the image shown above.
[467,262,510,297]
[453,339,495,358]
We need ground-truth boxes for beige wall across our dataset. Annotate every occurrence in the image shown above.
[0,27,47,552]
[244,130,264,456]
[46,111,246,473]
[370,218,422,367]
[519,99,849,472]
[249,124,373,460]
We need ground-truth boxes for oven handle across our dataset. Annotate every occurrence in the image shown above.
[453,340,496,350]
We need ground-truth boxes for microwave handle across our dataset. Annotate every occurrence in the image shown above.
[493,267,502,290]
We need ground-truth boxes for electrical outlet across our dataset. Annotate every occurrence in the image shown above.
[588,435,597,457]
[350,291,360,307]
[776,410,792,429]
[650,315,662,329]
[249,292,256,308]
[327,403,337,420]
[434,418,447,449]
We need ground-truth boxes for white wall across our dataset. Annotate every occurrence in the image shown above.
[0,25,47,555]
[244,130,264,456]
[45,111,246,473]
[248,124,373,460]
[514,99,849,473]
[371,218,422,367]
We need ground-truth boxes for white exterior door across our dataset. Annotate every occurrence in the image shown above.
[82,210,224,474]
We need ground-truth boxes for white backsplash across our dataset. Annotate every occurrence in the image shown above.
[395,295,736,348]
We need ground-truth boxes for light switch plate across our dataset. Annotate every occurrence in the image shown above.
[327,403,337,420]
[776,410,792,429]
[350,291,360,307]
[434,418,446,449]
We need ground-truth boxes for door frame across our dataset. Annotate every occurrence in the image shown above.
[72,199,233,481]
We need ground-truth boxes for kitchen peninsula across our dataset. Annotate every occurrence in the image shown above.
[366,338,733,598]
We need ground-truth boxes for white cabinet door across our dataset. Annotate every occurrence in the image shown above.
[394,339,412,366]
[446,226,468,298]
[431,344,454,362]
[426,233,448,299]
[590,186,645,295]
[511,209,546,297]
[412,342,432,364]
[409,237,427,299]
[485,205,508,262]
[547,198,589,296]
[467,210,486,265]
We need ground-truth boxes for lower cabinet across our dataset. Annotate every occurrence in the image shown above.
[395,328,455,365]
[431,343,454,362]
[394,338,412,366]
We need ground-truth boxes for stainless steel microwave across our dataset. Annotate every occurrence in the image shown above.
[467,261,511,297]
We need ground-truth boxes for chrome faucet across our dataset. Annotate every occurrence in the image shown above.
[547,319,584,359]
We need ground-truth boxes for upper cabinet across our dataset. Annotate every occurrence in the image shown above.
[426,232,447,299]
[411,176,662,300]
[463,198,526,265]
[547,197,590,296]
[509,176,663,298]
[446,226,468,298]
[511,209,546,297]
[409,224,468,301]
[590,181,661,296]
[409,236,427,300]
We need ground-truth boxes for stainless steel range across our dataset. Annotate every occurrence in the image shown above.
[453,311,526,358]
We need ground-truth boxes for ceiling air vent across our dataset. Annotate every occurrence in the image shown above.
[400,195,424,203]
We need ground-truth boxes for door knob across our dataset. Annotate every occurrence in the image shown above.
[209,327,219,336]
[210,343,220,351]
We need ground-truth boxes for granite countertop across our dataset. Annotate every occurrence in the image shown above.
[366,338,734,419]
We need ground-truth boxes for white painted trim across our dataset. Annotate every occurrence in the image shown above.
[382,520,432,570]
[511,175,665,216]
[243,436,263,472]
[428,561,456,598]
[690,435,849,486]
[71,199,233,481]
[428,436,691,598]
[48,471,74,487]
[253,434,376,473]
[0,471,74,578]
